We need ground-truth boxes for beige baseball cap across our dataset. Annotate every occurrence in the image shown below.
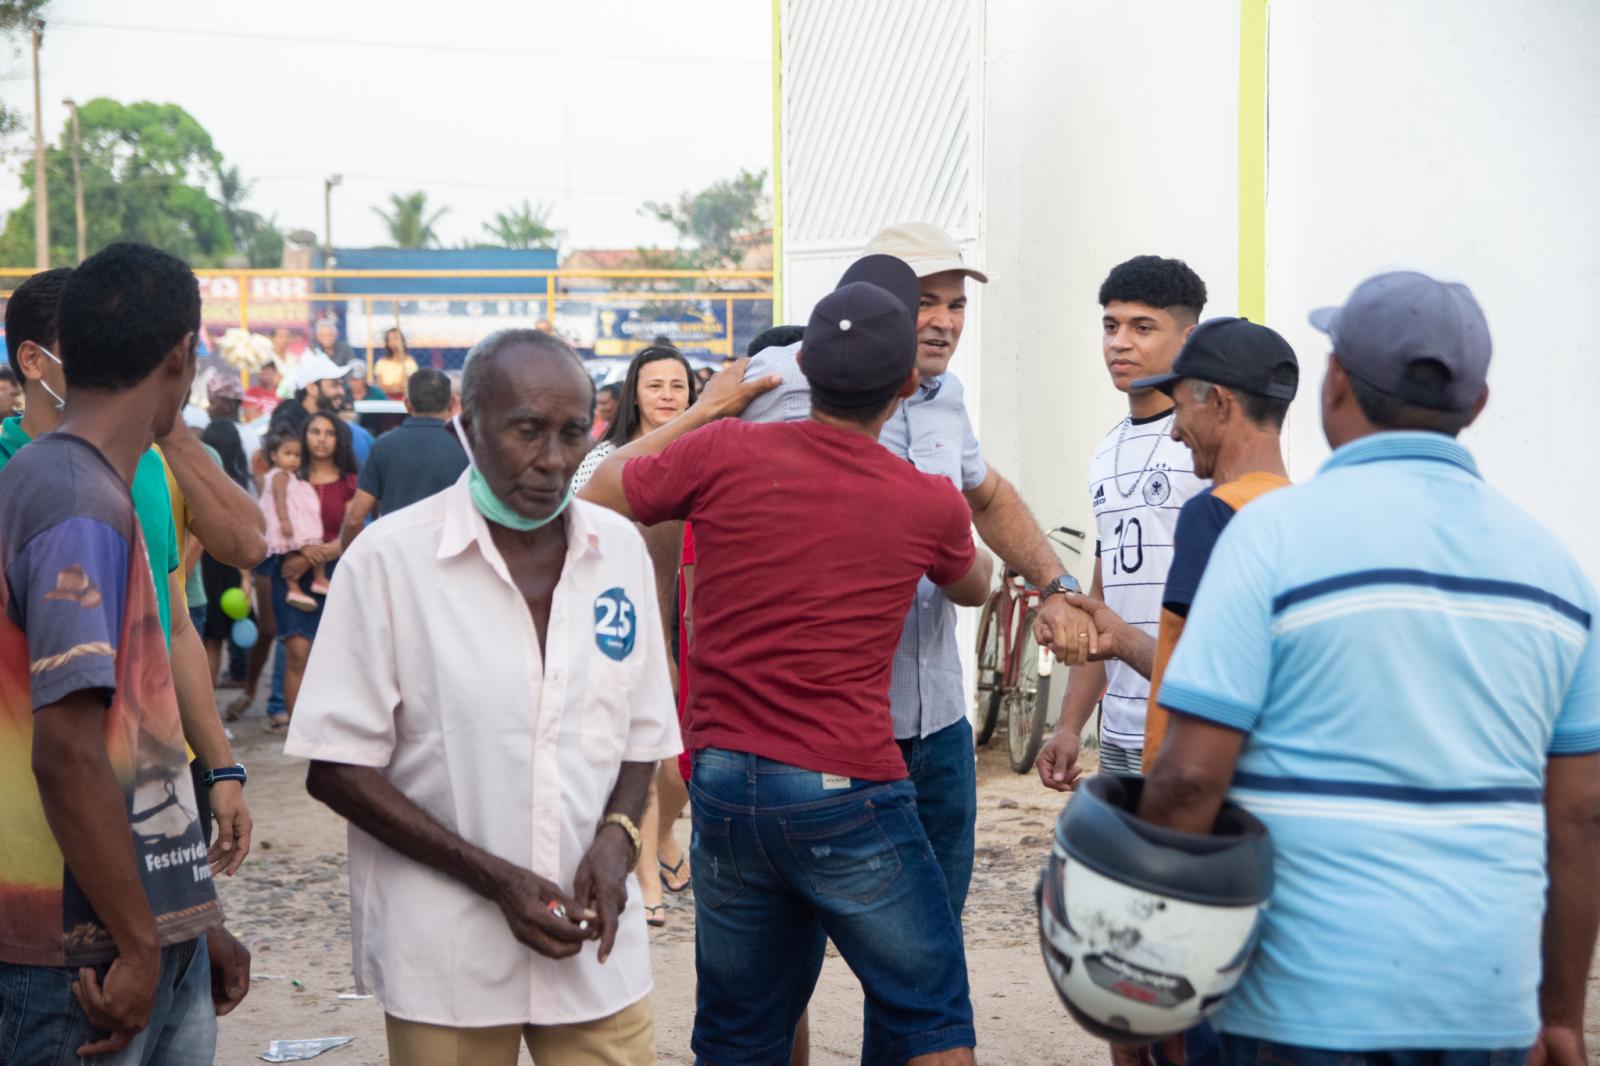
[863,222,988,283]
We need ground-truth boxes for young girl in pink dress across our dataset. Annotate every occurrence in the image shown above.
[260,432,328,611]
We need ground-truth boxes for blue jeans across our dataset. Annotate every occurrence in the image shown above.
[0,936,214,1065]
[689,749,974,1066]
[857,717,977,1065]
[1217,1035,1530,1066]
[265,637,287,718]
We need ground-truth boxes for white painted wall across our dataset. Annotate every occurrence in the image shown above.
[979,0,1242,565]
[1266,0,1600,582]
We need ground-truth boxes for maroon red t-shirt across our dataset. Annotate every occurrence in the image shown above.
[622,419,976,780]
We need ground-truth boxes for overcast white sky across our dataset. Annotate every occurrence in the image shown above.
[0,0,772,253]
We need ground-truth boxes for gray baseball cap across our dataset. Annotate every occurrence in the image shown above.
[1308,271,1490,412]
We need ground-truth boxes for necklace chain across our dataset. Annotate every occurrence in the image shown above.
[1112,413,1168,500]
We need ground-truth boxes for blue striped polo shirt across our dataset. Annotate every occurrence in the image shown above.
[1160,431,1600,1050]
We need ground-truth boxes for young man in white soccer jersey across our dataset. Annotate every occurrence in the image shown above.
[1036,255,1210,786]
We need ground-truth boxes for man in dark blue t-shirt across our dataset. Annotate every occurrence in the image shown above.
[340,369,468,550]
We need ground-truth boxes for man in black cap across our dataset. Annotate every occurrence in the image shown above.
[581,263,988,1066]
[1047,317,1297,778]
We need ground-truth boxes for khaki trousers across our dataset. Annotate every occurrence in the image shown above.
[385,996,655,1066]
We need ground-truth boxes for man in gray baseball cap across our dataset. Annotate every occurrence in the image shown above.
[1127,270,1600,1064]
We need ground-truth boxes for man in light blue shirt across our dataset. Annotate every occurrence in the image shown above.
[1136,272,1600,1066]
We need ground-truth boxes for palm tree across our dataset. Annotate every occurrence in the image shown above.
[372,191,449,249]
[482,199,560,250]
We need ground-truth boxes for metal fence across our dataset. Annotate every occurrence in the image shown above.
[0,267,776,379]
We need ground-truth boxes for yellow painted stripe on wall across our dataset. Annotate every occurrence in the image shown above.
[1238,0,1269,322]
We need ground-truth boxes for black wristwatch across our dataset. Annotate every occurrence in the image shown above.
[1039,574,1081,600]
[200,763,247,789]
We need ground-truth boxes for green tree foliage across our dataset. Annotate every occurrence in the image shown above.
[372,191,449,249]
[218,165,284,267]
[640,167,768,270]
[0,4,50,161]
[0,98,245,266]
[482,198,559,250]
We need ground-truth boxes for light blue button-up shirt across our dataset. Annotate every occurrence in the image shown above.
[743,342,986,738]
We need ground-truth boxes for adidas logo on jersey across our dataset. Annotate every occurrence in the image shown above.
[1092,484,1106,506]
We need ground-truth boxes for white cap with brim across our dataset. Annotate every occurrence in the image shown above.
[863,222,989,283]
[293,352,358,392]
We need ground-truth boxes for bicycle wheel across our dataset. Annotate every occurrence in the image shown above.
[1008,609,1049,773]
[973,595,1003,747]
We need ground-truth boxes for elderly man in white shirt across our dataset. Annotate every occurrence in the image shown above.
[285,328,681,1066]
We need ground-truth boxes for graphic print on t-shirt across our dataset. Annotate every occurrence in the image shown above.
[1087,412,1208,750]
[0,435,219,967]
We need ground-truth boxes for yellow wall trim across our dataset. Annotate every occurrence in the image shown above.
[1238,0,1268,322]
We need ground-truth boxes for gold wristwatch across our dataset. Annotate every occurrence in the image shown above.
[602,812,642,864]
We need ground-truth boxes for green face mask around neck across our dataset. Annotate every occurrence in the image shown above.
[468,466,575,532]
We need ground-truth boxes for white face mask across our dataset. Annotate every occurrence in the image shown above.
[36,345,65,411]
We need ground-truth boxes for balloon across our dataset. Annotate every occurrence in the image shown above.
[219,587,250,621]
[231,618,259,650]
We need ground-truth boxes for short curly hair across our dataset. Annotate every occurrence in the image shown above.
[58,243,200,392]
[1098,256,1207,322]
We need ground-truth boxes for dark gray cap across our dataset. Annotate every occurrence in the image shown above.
[801,280,915,408]
[1309,271,1490,412]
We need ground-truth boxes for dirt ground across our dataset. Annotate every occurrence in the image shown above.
[209,685,1600,1065]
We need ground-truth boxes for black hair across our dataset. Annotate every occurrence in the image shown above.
[747,324,805,357]
[1098,256,1207,323]
[300,411,359,479]
[407,367,453,414]
[5,267,73,378]
[0,366,15,385]
[264,429,301,461]
[201,417,251,490]
[1344,357,1472,437]
[383,327,408,356]
[812,392,896,426]
[58,243,200,392]
[1236,390,1291,430]
[601,345,698,448]
[597,382,622,403]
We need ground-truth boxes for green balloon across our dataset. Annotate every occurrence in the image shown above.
[219,586,250,621]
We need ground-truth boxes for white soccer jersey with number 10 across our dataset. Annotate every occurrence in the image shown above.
[1087,411,1209,753]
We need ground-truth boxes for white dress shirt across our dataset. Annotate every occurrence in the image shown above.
[285,474,682,1027]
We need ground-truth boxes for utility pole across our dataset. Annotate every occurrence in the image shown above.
[323,174,342,267]
[31,19,47,269]
[63,98,84,263]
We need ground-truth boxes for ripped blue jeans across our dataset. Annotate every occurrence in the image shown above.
[688,748,974,1066]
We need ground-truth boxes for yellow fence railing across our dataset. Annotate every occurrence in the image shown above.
[0,268,776,379]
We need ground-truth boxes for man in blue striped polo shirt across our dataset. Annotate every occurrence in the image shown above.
[1136,271,1600,1066]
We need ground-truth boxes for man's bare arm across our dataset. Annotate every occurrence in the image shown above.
[967,467,1097,666]
[1062,591,1157,680]
[1136,712,1247,835]
[339,490,378,552]
[1538,751,1600,1052]
[158,430,267,569]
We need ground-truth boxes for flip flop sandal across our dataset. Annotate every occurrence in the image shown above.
[644,904,667,928]
[224,694,252,721]
[264,715,290,735]
[659,854,692,893]
[286,593,318,612]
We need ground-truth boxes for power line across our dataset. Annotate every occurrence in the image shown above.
[50,19,766,68]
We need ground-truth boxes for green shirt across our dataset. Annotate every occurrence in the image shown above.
[0,416,180,647]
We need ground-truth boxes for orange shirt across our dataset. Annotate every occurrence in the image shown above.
[1142,471,1290,771]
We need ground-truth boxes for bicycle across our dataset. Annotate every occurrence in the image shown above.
[973,526,1085,772]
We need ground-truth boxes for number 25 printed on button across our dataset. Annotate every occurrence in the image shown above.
[593,587,637,661]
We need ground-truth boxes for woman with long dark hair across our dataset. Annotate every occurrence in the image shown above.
[266,410,360,732]
[571,346,697,489]
[373,326,419,395]
[570,345,699,928]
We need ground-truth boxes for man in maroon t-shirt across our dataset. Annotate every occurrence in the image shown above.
[581,263,989,1066]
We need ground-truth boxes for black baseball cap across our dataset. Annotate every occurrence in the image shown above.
[1308,271,1489,412]
[1132,316,1298,401]
[801,279,916,409]
[837,253,921,315]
